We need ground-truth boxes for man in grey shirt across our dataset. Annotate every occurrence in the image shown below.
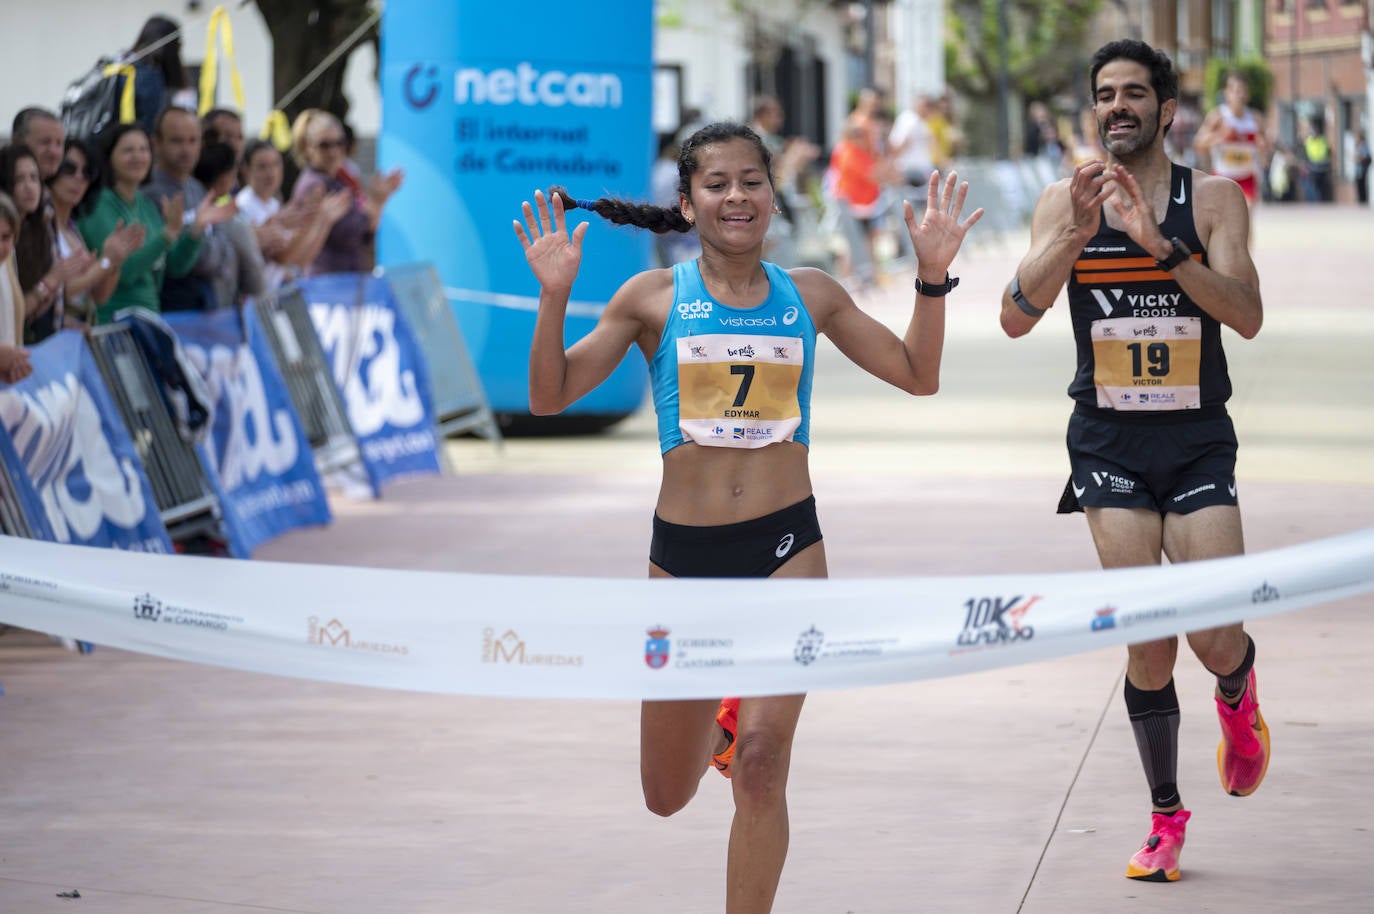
[144,106,263,310]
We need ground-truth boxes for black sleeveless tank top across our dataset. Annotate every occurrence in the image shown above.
[1066,163,1231,418]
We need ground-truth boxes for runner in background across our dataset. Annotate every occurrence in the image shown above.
[1193,72,1270,220]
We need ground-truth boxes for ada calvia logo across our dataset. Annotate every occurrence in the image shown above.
[1252,581,1280,603]
[955,594,1041,650]
[794,625,824,666]
[645,627,670,670]
[133,592,163,621]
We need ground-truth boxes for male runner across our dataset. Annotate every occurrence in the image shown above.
[1194,72,1270,213]
[999,39,1269,883]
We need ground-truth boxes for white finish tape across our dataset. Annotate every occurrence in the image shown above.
[2,529,1371,699]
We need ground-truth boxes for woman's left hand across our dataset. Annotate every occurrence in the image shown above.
[904,170,984,281]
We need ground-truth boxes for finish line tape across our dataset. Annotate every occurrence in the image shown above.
[2,529,1372,699]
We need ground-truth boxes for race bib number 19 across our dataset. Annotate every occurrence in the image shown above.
[677,334,803,448]
[1092,316,1201,411]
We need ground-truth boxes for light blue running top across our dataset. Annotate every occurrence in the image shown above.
[650,259,817,454]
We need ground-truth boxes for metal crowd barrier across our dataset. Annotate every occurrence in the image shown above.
[86,324,224,544]
[252,286,361,475]
[0,455,35,538]
[378,263,503,446]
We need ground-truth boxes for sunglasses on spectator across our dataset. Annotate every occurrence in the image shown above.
[56,159,92,179]
[315,138,346,150]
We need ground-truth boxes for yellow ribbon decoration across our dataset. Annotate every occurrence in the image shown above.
[199,5,246,116]
[101,63,138,125]
[260,110,293,152]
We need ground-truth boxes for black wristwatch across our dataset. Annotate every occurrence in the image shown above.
[1156,236,1191,272]
[914,272,959,296]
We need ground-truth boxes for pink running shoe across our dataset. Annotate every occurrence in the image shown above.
[1216,668,1270,797]
[712,698,740,778]
[1126,809,1191,882]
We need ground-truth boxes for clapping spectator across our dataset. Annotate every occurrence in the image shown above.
[76,123,230,324]
[0,144,90,343]
[201,108,245,167]
[0,193,33,384]
[289,109,403,275]
[236,139,351,291]
[45,138,144,328]
[192,141,265,307]
[143,107,239,311]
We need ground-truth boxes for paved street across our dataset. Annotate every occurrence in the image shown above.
[1,204,1371,913]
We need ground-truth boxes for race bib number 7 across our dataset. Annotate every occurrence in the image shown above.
[1092,316,1201,411]
[677,333,803,447]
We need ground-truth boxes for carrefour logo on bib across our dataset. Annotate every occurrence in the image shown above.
[455,62,623,108]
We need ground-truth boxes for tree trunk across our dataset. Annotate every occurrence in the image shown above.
[254,0,377,125]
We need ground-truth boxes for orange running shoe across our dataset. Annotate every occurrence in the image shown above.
[1217,668,1270,797]
[712,697,740,778]
[1126,809,1190,882]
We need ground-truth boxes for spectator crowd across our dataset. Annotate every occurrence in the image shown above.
[0,13,405,383]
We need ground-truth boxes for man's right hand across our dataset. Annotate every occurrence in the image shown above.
[1068,160,1115,239]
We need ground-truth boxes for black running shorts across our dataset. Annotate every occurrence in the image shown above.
[650,496,823,578]
[1059,405,1240,515]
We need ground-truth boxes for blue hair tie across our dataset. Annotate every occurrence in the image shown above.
[576,198,597,211]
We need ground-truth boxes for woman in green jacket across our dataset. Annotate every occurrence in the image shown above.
[77,122,234,325]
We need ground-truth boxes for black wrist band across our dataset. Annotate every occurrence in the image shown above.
[1010,274,1047,317]
[914,272,959,297]
[1156,236,1191,272]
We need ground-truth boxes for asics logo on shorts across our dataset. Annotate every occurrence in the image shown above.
[678,298,713,319]
[775,533,795,558]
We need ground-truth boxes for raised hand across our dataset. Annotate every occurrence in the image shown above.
[55,249,96,283]
[903,170,985,280]
[514,189,587,295]
[319,188,354,225]
[1103,165,1166,253]
[1067,160,1115,239]
[160,193,186,239]
[194,193,238,231]
[0,344,32,384]
[102,219,146,265]
[367,168,404,205]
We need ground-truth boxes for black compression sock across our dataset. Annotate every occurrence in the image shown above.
[1125,676,1182,811]
[1212,635,1256,707]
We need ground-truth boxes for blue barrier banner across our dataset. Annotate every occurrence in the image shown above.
[376,0,652,418]
[296,273,442,493]
[164,308,332,557]
[0,331,172,552]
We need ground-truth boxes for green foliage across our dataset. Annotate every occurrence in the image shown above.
[943,0,1103,149]
[1202,57,1272,112]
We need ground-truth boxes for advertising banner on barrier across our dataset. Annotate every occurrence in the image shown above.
[0,527,1370,700]
[0,332,171,552]
[376,0,652,419]
[164,308,332,557]
[297,273,442,494]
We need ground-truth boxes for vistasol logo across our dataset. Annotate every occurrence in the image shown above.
[307,617,409,655]
[953,594,1041,652]
[482,627,583,667]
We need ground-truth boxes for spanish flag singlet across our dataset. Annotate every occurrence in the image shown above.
[1066,164,1232,415]
[650,259,816,453]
